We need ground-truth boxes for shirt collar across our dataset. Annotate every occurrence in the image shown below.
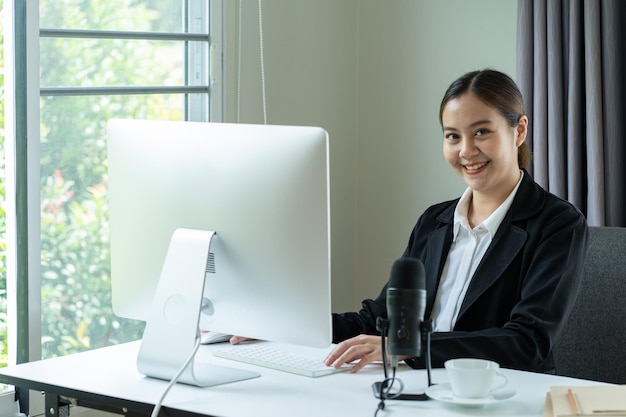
[452,170,524,240]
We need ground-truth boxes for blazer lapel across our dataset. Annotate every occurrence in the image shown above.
[457,224,527,317]
[424,225,452,316]
[456,170,542,318]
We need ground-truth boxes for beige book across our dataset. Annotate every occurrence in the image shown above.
[547,386,626,417]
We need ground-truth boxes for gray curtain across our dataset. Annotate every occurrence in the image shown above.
[516,0,625,226]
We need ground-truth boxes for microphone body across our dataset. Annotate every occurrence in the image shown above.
[386,258,426,358]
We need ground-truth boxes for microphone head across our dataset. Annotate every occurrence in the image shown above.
[388,257,425,290]
[386,257,426,357]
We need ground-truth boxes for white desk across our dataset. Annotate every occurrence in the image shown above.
[0,341,604,417]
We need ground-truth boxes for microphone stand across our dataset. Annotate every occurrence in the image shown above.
[421,319,434,389]
[372,317,434,401]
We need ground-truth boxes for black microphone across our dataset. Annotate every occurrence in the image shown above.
[386,257,426,360]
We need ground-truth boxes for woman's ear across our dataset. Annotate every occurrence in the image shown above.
[516,115,529,147]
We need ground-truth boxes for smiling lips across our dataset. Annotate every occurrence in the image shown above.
[463,161,489,172]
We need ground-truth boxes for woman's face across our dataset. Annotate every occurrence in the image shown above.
[441,93,527,199]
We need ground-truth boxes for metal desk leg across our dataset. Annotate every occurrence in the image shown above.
[44,393,70,417]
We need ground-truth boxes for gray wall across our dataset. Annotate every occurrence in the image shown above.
[223,0,517,312]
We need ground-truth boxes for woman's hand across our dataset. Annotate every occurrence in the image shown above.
[229,335,253,344]
[324,334,385,373]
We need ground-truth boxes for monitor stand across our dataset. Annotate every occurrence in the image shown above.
[136,228,260,387]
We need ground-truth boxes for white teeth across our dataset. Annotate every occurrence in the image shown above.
[465,162,487,170]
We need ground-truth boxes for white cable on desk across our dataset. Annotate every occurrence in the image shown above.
[150,337,201,417]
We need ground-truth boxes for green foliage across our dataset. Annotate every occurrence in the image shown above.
[40,171,145,356]
[38,0,184,358]
[39,0,184,191]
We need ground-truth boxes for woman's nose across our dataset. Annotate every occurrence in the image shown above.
[459,137,479,159]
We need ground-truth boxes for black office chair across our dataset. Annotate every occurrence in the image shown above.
[553,226,626,384]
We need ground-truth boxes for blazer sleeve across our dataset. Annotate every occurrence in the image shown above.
[332,286,387,343]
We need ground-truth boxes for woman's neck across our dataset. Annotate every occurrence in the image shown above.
[467,170,521,228]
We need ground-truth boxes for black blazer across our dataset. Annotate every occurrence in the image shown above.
[333,170,589,372]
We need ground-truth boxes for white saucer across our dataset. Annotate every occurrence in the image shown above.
[425,383,517,407]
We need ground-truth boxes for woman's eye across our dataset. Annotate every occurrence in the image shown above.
[445,133,459,140]
[475,128,489,136]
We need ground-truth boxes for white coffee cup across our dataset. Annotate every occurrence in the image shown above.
[444,358,509,399]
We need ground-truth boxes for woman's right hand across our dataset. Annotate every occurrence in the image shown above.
[324,334,385,373]
[324,334,410,373]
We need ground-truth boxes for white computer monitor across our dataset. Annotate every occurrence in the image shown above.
[107,119,331,386]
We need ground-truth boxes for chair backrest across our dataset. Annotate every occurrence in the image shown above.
[553,226,626,384]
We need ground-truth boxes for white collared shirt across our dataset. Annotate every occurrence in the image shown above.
[430,171,524,332]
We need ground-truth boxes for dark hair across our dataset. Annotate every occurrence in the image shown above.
[439,69,532,170]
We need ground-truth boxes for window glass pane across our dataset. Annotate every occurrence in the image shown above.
[40,94,184,359]
[40,0,184,33]
[40,38,185,88]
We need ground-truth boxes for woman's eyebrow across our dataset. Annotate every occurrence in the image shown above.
[469,119,493,128]
[443,119,493,131]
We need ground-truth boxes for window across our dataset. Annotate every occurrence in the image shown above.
[4,0,223,369]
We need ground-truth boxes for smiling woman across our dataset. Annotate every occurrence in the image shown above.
[440,70,529,227]
[439,69,531,170]
[326,69,589,376]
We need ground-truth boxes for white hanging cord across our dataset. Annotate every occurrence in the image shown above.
[236,0,243,123]
[258,0,268,124]
[236,0,268,124]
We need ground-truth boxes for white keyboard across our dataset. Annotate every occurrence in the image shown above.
[211,344,351,378]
